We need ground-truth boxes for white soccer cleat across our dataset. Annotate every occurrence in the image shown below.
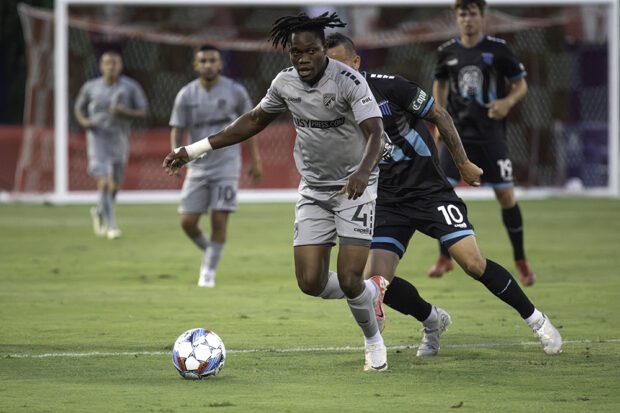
[531,314,563,355]
[416,307,451,357]
[90,207,106,237]
[369,275,389,333]
[106,228,122,240]
[363,343,388,372]
[197,266,216,288]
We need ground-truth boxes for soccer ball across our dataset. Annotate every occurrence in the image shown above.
[172,328,226,379]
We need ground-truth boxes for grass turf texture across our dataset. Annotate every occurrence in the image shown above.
[1,199,619,412]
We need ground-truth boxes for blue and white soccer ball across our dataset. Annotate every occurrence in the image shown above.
[172,328,226,379]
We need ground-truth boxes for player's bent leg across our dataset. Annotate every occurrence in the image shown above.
[180,213,215,287]
[363,248,399,283]
[103,178,121,239]
[447,235,486,278]
[210,211,229,244]
[181,213,202,239]
[293,245,332,297]
[363,248,399,332]
[338,242,388,372]
[336,243,369,298]
[90,205,105,237]
[90,177,109,237]
[197,210,230,288]
[449,236,562,354]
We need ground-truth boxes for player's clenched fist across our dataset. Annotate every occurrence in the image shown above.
[163,147,190,175]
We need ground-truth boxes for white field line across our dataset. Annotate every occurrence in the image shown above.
[3,338,619,359]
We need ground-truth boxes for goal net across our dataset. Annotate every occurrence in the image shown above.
[12,0,619,203]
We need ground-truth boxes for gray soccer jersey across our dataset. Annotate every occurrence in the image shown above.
[74,75,148,163]
[170,76,253,179]
[260,58,381,190]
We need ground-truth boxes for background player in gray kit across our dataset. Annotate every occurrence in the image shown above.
[430,0,535,286]
[164,13,391,372]
[169,45,263,288]
[74,50,148,240]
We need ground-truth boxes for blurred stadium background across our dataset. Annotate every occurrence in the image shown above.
[0,0,618,202]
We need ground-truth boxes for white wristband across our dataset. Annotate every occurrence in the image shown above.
[183,137,213,161]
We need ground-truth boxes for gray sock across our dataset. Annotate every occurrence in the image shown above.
[102,191,117,230]
[204,241,224,273]
[319,271,345,299]
[190,234,209,251]
[97,190,106,216]
[346,284,379,338]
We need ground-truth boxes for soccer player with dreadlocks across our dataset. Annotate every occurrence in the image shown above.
[163,13,390,371]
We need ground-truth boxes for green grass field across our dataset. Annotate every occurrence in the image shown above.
[1,198,619,412]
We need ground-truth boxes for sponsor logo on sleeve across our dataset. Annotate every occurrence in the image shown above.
[361,96,373,105]
[410,90,428,113]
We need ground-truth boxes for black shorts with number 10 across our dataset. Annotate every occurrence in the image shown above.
[371,192,475,259]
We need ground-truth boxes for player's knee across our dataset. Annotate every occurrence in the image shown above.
[210,219,228,242]
[295,274,322,297]
[459,254,486,278]
[337,272,362,297]
[180,217,200,236]
[495,190,515,208]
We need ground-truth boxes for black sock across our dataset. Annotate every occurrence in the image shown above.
[439,242,450,258]
[383,276,432,322]
[477,259,534,318]
[502,204,525,261]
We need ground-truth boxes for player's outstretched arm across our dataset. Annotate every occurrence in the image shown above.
[163,105,277,175]
[339,117,384,200]
[425,104,482,187]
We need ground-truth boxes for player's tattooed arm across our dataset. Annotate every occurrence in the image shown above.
[425,104,482,187]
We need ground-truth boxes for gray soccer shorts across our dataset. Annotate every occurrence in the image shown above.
[86,133,128,184]
[87,160,126,185]
[178,176,238,214]
[293,194,375,247]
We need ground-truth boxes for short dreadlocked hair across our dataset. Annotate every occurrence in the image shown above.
[269,12,347,49]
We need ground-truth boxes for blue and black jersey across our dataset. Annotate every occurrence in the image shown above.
[434,35,526,142]
[363,72,454,204]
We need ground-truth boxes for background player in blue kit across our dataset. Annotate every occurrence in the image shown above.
[325,33,562,357]
[430,0,535,286]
